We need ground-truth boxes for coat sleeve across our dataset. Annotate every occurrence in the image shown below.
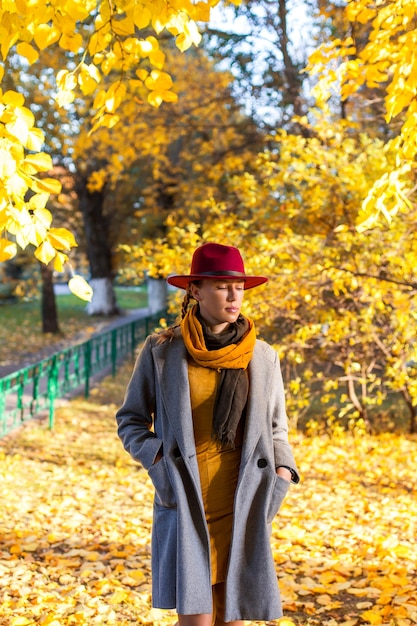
[270,348,300,483]
[115,335,163,470]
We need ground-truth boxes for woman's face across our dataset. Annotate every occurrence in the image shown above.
[189,279,245,333]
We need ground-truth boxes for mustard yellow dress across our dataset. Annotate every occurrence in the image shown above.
[188,359,244,584]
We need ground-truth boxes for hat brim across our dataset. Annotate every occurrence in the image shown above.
[166,274,268,290]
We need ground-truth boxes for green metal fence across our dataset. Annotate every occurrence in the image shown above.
[0,310,165,438]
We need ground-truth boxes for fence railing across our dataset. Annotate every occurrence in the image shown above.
[0,310,165,438]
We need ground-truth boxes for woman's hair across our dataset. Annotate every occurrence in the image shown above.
[180,288,194,320]
[156,284,198,344]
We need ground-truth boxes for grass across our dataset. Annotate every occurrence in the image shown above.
[58,287,148,313]
[0,287,148,370]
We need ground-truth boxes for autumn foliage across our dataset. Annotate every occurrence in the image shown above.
[2,0,417,271]
[307,0,417,230]
[0,0,219,269]
[0,362,416,625]
[123,109,417,435]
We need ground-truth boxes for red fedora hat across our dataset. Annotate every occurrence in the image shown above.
[167,243,268,290]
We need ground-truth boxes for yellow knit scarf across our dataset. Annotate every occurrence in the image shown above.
[180,305,256,370]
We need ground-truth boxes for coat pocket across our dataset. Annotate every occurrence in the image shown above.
[148,457,177,508]
[266,475,290,523]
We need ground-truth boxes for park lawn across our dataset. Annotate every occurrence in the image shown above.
[0,288,148,369]
[0,361,416,625]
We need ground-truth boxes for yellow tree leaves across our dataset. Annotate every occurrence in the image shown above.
[258,119,417,431]
[144,70,177,108]
[306,0,417,230]
[0,0,224,263]
[142,112,417,433]
[0,87,76,267]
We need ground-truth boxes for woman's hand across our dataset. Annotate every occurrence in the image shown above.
[276,466,292,482]
[153,450,163,465]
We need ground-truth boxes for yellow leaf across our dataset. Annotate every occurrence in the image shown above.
[16,41,39,64]
[147,92,163,108]
[47,227,77,250]
[68,275,93,302]
[59,32,83,53]
[25,127,45,151]
[133,5,151,29]
[0,238,17,261]
[149,48,165,69]
[33,207,53,229]
[30,177,62,195]
[28,192,50,211]
[22,152,53,174]
[33,23,60,50]
[6,117,30,144]
[136,68,148,81]
[144,69,173,91]
[175,21,202,52]
[89,30,112,55]
[34,240,56,265]
[103,83,126,113]
[78,72,98,96]
[191,4,211,22]
[55,88,76,107]
[64,0,90,21]
[1,30,18,60]
[126,569,146,581]
[53,251,68,272]
[85,62,101,82]
[21,217,48,246]
[360,609,383,625]
[11,104,35,128]
[56,69,78,91]
[147,90,177,108]
[3,90,25,106]
[0,147,17,178]
[112,16,135,36]
[162,90,178,103]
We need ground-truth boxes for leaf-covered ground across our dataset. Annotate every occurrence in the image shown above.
[0,360,416,626]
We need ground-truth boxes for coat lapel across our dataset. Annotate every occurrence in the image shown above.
[153,334,199,463]
[241,345,265,466]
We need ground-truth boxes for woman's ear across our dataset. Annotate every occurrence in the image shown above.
[189,284,200,301]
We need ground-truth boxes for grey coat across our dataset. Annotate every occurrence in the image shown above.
[116,328,299,621]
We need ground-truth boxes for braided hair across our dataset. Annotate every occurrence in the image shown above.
[156,285,197,344]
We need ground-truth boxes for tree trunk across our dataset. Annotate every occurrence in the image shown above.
[148,277,168,314]
[40,262,60,334]
[76,175,119,316]
[277,0,305,119]
[400,386,417,435]
[86,277,119,316]
[344,373,371,431]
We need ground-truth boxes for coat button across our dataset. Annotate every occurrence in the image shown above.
[257,458,268,468]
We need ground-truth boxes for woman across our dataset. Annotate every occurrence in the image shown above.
[116,242,299,626]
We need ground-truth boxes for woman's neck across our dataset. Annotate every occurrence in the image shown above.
[205,321,230,335]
